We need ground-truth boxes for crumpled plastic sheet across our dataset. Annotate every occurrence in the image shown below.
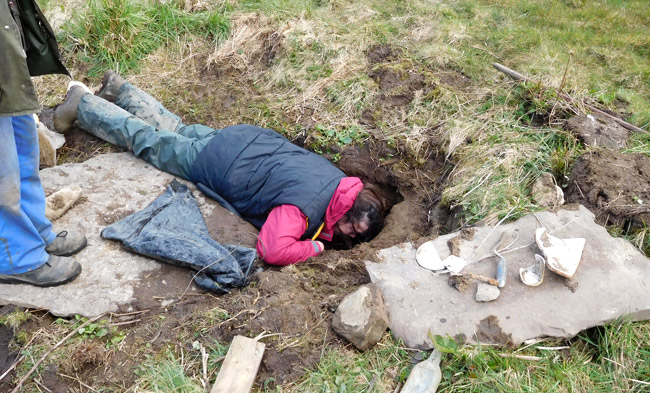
[101,180,257,294]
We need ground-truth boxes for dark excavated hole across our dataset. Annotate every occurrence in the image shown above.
[326,143,456,254]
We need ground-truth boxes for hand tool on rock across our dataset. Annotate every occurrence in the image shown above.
[492,232,518,288]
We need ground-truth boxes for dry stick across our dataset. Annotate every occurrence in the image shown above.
[58,373,100,393]
[497,353,541,361]
[0,356,22,382]
[110,309,149,317]
[465,272,499,286]
[201,344,209,390]
[492,62,650,135]
[10,314,105,393]
[107,319,141,327]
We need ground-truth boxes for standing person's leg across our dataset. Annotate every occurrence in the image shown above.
[0,116,81,286]
[12,116,57,248]
[15,113,88,257]
[0,116,48,274]
[76,93,210,180]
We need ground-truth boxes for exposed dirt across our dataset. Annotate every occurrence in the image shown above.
[5,33,648,391]
[565,149,650,229]
[0,324,16,393]
[474,315,513,346]
[29,85,450,391]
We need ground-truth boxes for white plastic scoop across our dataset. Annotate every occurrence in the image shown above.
[415,240,445,270]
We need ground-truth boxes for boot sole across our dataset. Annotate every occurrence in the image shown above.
[0,264,82,287]
[96,70,118,102]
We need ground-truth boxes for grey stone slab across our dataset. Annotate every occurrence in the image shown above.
[366,206,650,348]
[0,153,257,317]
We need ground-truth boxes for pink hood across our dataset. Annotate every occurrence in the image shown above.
[318,177,363,241]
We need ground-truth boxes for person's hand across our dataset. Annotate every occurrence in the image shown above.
[315,241,325,253]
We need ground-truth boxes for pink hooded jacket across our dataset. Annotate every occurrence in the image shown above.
[256,177,363,265]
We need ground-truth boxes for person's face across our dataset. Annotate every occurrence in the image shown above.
[334,216,369,238]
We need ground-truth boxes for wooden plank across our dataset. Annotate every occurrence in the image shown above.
[210,336,266,393]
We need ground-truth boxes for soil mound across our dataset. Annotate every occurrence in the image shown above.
[564,115,630,149]
[565,150,650,228]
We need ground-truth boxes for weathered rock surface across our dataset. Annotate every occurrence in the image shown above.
[475,283,500,302]
[0,153,258,317]
[531,173,564,208]
[331,283,389,351]
[366,205,650,348]
[37,119,65,168]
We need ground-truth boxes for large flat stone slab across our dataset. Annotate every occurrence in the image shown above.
[0,153,257,317]
[366,206,650,348]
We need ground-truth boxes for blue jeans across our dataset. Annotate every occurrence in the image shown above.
[0,115,57,274]
[77,83,219,180]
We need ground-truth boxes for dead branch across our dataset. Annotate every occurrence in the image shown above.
[492,62,650,135]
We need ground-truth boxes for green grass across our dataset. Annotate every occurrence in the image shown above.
[284,320,650,392]
[31,0,650,391]
[134,349,205,393]
[288,333,413,392]
[60,0,230,75]
[133,340,228,393]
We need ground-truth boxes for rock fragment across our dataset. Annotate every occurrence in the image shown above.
[45,185,83,221]
[475,283,500,302]
[37,116,66,168]
[331,284,389,351]
[531,173,564,208]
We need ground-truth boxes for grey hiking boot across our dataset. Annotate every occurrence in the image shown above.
[53,85,87,134]
[96,70,125,102]
[45,230,88,257]
[0,255,82,287]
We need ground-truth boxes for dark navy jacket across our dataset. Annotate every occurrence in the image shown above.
[189,125,345,238]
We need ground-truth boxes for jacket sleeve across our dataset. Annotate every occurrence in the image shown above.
[256,205,323,265]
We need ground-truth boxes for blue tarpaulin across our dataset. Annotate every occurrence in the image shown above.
[101,180,257,294]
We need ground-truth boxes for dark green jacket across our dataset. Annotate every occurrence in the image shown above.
[1,0,68,116]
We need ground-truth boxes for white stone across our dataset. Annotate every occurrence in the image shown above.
[475,283,500,302]
[45,185,82,221]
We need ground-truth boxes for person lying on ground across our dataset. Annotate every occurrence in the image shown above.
[0,0,86,287]
[53,72,387,265]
